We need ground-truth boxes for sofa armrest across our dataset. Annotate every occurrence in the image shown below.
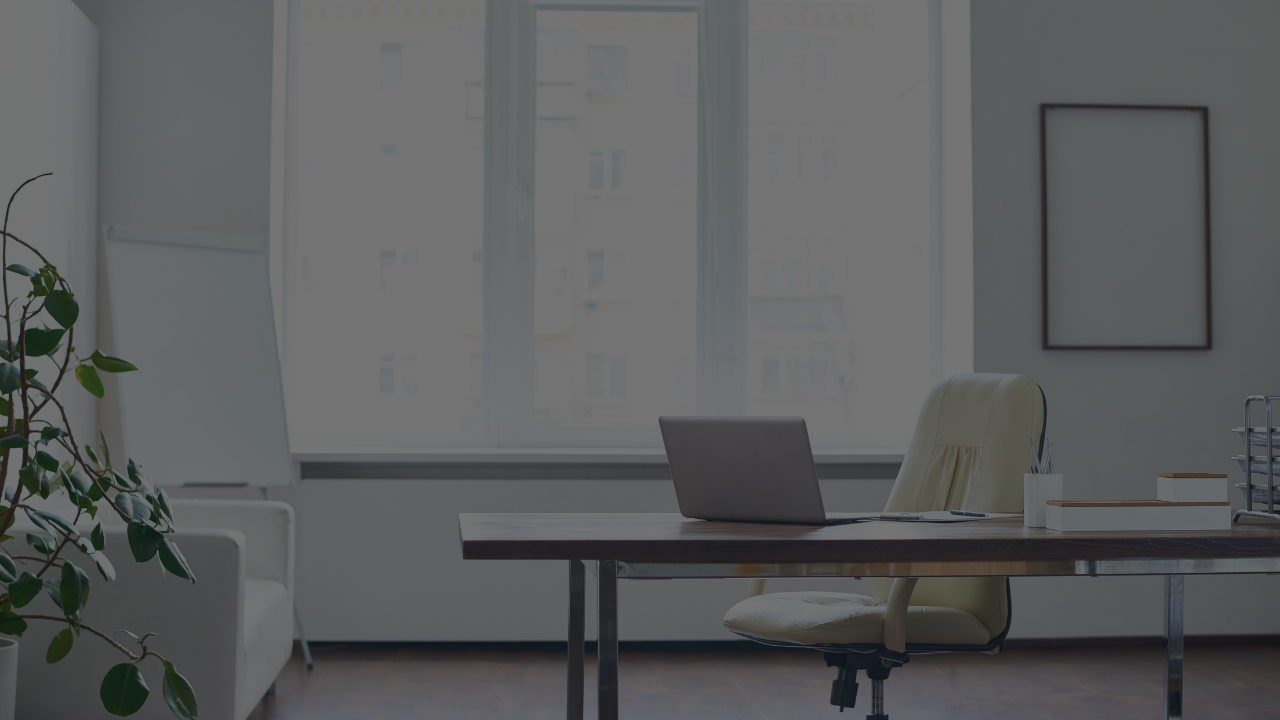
[14,526,246,720]
[171,500,294,598]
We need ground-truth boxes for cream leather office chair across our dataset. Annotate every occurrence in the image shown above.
[723,374,1046,719]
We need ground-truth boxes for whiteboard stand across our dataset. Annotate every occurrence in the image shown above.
[261,487,314,669]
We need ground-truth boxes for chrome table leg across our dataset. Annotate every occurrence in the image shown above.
[1164,574,1184,720]
[568,560,585,720]
[598,559,619,720]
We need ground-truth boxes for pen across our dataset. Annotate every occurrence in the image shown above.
[950,510,987,517]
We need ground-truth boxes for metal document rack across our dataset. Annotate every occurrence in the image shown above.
[1232,395,1280,523]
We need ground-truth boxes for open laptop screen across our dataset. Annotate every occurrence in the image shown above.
[659,416,828,524]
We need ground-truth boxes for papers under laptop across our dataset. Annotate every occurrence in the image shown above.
[658,416,1021,525]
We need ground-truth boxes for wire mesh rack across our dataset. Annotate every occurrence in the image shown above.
[1232,395,1280,523]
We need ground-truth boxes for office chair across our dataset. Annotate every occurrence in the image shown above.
[723,374,1046,719]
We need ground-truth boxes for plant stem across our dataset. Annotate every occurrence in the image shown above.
[18,614,140,661]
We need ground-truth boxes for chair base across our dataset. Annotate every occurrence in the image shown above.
[826,650,908,715]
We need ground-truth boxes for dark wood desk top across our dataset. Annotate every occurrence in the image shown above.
[459,513,1280,565]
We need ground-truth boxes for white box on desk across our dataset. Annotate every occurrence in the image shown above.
[1046,500,1231,531]
[1156,473,1228,503]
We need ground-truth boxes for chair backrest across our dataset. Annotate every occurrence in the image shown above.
[870,373,1045,640]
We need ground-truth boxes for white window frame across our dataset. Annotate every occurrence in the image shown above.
[270,0,972,461]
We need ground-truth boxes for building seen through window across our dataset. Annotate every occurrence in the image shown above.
[284,1,942,450]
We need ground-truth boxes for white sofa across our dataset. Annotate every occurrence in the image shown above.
[13,500,295,720]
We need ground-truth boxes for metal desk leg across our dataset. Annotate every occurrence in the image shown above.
[1164,574,1184,720]
[568,560,585,720]
[598,560,619,720]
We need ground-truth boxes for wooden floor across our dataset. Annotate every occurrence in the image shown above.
[248,641,1280,719]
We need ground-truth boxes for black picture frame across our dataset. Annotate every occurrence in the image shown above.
[1040,103,1212,350]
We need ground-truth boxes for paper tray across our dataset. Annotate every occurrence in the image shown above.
[1233,455,1280,474]
[1233,427,1280,447]
[1237,482,1280,503]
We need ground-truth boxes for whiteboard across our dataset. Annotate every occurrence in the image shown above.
[104,225,293,487]
[1042,105,1210,349]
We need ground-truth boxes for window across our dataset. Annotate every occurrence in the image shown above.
[279,0,972,453]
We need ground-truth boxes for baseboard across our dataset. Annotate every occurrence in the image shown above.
[1002,634,1280,649]
[294,636,1280,655]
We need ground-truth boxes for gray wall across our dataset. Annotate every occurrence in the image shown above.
[72,0,273,237]
[77,0,1280,641]
[972,0,1280,639]
[972,0,1280,501]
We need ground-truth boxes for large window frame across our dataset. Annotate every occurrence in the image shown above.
[271,0,973,464]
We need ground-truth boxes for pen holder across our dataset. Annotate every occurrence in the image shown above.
[1024,473,1064,528]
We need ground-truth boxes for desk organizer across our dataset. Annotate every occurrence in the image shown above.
[1232,395,1280,523]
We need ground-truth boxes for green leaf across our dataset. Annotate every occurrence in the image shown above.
[91,549,116,581]
[35,450,60,472]
[0,434,28,448]
[0,610,27,636]
[22,327,65,357]
[63,468,90,496]
[161,659,199,720]
[0,554,15,583]
[127,459,145,488]
[8,571,43,608]
[44,289,79,329]
[27,533,57,556]
[99,430,113,469]
[76,364,105,399]
[0,362,18,394]
[91,351,139,374]
[113,470,136,490]
[126,522,165,562]
[18,464,39,496]
[45,578,64,609]
[155,488,173,524]
[60,561,90,616]
[0,398,7,415]
[24,369,36,381]
[92,523,106,551]
[46,627,74,663]
[32,510,75,536]
[158,540,195,583]
[84,473,104,501]
[40,425,68,443]
[100,662,150,716]
[85,443,99,466]
[23,507,51,533]
[6,264,36,277]
[116,494,151,524]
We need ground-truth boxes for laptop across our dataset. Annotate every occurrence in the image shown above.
[658,416,871,525]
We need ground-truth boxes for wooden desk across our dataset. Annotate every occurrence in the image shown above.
[459,513,1280,720]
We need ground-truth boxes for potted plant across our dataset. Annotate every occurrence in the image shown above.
[0,175,198,719]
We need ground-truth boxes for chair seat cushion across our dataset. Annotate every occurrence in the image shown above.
[723,591,993,646]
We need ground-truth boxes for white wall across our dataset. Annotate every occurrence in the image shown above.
[0,0,98,455]
[972,0,1280,637]
[83,0,1280,642]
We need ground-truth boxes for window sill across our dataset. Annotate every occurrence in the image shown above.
[293,448,905,481]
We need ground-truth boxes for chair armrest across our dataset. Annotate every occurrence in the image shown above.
[883,577,919,653]
[171,499,294,598]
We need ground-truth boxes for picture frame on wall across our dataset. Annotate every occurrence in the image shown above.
[1040,103,1211,350]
